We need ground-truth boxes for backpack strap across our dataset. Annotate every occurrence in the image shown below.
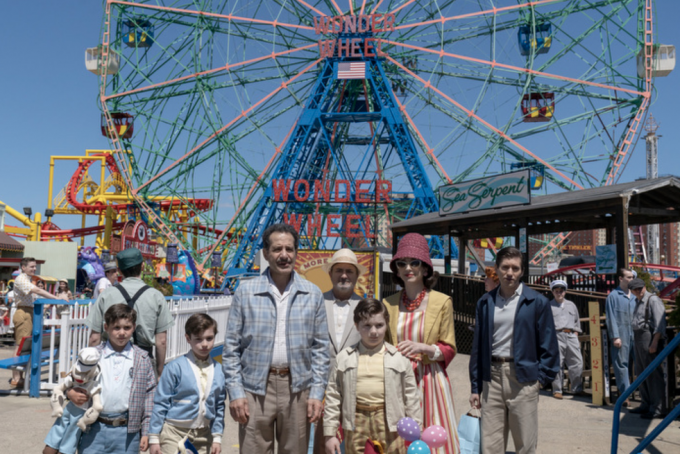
[113,284,151,345]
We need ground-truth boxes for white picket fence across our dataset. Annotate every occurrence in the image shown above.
[38,295,231,392]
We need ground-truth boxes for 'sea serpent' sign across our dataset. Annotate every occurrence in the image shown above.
[439,170,531,215]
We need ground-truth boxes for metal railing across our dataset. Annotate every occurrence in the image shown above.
[611,331,680,453]
[27,295,232,398]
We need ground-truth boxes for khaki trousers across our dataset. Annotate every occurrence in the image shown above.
[13,307,32,344]
[159,424,212,454]
[239,372,310,454]
[345,407,405,454]
[481,362,540,454]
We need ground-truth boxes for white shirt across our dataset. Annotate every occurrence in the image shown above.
[492,283,523,358]
[100,341,134,414]
[332,298,351,345]
[268,272,292,368]
[93,277,112,299]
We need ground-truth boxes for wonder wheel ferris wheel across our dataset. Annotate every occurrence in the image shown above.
[94,0,654,276]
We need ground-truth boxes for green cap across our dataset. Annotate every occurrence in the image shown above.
[116,248,143,270]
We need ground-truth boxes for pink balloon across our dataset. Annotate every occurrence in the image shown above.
[421,425,448,449]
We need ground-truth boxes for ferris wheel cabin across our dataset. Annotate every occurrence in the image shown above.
[101,113,134,139]
[85,46,120,75]
[521,93,555,122]
[518,23,552,56]
[637,44,676,78]
[123,19,154,48]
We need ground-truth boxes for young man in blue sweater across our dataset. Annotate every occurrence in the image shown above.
[149,314,226,454]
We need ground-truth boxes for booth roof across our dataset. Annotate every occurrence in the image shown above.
[390,176,680,239]
[0,232,24,252]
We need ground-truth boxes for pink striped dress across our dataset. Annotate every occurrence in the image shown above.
[397,303,460,454]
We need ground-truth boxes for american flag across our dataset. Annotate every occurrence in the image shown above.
[337,62,366,80]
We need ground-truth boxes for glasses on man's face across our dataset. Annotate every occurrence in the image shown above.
[396,260,422,269]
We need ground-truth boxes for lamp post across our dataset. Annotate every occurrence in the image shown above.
[211,250,222,293]
[166,243,179,285]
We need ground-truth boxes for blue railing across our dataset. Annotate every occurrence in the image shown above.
[611,331,680,453]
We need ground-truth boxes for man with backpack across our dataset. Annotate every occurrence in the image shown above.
[85,248,174,377]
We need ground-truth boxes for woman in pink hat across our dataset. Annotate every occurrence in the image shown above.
[383,233,460,453]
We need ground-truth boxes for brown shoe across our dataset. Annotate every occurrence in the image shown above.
[553,393,563,400]
[9,379,24,389]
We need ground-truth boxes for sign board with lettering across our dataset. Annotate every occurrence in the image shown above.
[110,220,158,259]
[595,244,617,274]
[439,170,531,215]
[294,250,378,298]
[589,301,604,406]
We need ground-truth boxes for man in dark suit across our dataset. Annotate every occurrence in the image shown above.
[313,248,365,454]
[469,247,559,454]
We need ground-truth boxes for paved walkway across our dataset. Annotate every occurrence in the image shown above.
[1,343,678,453]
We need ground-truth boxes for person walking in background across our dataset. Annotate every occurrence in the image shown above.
[605,268,635,406]
[313,248,364,454]
[469,247,559,454]
[324,299,421,454]
[383,233,460,454]
[56,279,74,300]
[548,280,584,399]
[94,262,119,300]
[628,278,667,419]
[85,248,174,377]
[222,223,329,454]
[11,257,67,388]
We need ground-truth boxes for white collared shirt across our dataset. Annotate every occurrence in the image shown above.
[268,271,292,368]
[100,341,134,414]
[492,283,523,358]
[332,298,351,345]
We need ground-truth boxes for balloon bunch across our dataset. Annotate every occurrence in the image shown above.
[397,417,448,454]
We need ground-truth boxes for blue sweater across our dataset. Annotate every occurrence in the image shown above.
[469,285,559,394]
[149,354,227,437]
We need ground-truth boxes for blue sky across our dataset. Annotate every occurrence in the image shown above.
[0,1,677,239]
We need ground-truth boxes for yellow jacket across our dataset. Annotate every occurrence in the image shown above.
[383,290,456,364]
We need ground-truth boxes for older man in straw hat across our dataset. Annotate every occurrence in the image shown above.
[312,248,366,454]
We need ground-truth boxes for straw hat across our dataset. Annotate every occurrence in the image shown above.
[322,248,368,275]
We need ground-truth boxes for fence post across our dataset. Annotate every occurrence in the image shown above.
[30,300,46,398]
[57,304,72,385]
[588,301,604,406]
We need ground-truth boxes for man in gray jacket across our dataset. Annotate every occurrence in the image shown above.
[313,248,364,454]
[628,278,667,419]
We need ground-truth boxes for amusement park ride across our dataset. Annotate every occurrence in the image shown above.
[5,1,678,293]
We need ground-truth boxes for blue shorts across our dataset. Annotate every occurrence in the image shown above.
[78,413,140,454]
[44,402,85,454]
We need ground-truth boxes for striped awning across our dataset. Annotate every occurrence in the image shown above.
[0,232,24,252]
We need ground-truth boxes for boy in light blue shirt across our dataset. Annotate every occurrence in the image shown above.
[149,313,226,454]
[78,304,157,454]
